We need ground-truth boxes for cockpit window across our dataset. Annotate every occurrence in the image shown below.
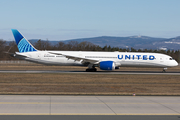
[169,58,174,60]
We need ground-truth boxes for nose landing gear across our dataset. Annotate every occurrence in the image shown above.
[162,68,167,73]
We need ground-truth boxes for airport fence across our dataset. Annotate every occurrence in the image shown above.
[0,60,35,64]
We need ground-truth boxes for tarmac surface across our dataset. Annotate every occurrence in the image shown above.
[0,95,179,115]
[0,115,180,120]
[0,70,180,75]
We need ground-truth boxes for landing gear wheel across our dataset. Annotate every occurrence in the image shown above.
[86,68,97,72]
[162,68,167,73]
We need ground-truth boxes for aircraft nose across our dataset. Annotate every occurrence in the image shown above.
[174,61,179,66]
[172,60,179,67]
[168,60,178,67]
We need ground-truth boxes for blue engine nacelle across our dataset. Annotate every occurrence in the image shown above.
[99,61,115,70]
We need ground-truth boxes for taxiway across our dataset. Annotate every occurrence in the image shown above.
[0,95,179,115]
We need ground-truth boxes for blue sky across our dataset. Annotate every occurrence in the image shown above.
[0,0,180,41]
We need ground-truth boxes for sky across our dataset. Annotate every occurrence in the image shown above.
[0,0,180,41]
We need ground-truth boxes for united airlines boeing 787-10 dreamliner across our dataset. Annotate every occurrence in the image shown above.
[10,29,178,72]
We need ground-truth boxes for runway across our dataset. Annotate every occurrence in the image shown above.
[0,70,180,75]
[0,95,179,115]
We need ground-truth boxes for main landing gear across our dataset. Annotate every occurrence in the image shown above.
[86,64,97,72]
[162,68,167,73]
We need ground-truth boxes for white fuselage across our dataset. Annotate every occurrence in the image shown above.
[15,51,178,68]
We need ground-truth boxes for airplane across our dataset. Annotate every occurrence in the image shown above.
[10,29,178,72]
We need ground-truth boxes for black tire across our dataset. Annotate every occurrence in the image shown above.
[86,68,97,72]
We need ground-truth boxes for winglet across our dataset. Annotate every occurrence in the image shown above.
[11,29,37,53]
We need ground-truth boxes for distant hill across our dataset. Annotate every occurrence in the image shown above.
[8,36,180,50]
[62,36,166,49]
[152,36,180,50]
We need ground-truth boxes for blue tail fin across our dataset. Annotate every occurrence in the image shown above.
[11,29,37,53]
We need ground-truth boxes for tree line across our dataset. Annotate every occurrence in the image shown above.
[0,39,179,62]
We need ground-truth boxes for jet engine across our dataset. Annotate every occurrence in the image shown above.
[99,61,115,70]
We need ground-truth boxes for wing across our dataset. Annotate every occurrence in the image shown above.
[48,52,99,64]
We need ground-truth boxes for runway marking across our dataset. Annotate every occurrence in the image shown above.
[0,113,179,115]
[0,102,179,104]
[0,70,180,75]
